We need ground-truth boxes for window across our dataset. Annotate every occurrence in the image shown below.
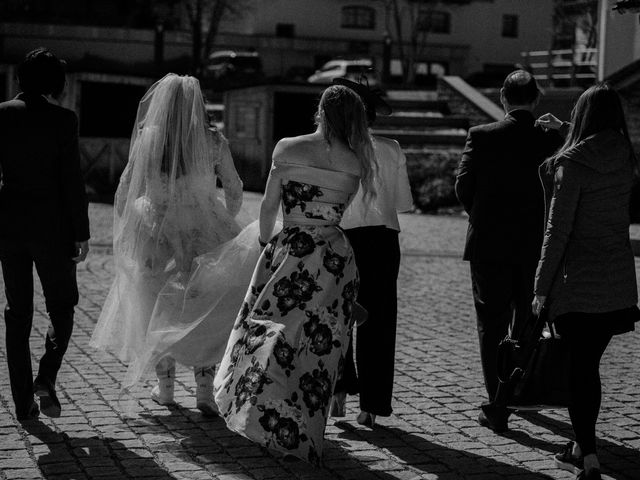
[502,14,519,38]
[276,23,295,38]
[417,10,451,34]
[342,6,376,30]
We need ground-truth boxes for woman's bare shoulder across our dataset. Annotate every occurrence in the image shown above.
[273,134,322,164]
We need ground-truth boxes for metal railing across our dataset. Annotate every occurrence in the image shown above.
[521,48,598,87]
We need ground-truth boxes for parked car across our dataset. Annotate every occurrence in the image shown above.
[285,66,316,83]
[203,50,264,87]
[307,59,380,87]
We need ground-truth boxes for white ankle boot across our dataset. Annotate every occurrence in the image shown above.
[152,357,176,406]
[194,366,218,416]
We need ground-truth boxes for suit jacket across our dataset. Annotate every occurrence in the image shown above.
[455,110,563,264]
[0,93,90,253]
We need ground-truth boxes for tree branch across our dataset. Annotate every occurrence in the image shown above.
[184,0,196,25]
[204,0,228,60]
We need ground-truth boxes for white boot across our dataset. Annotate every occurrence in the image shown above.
[194,366,218,416]
[151,357,176,406]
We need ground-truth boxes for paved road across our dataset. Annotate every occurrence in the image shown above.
[1,194,639,480]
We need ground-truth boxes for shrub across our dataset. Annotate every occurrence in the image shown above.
[405,150,462,212]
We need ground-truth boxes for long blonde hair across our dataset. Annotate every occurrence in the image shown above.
[316,85,377,202]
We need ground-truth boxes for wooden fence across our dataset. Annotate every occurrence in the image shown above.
[80,137,130,202]
[521,48,598,87]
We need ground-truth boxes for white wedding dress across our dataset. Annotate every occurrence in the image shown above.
[90,74,261,391]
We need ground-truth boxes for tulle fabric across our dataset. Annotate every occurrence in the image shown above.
[121,220,267,389]
[90,73,253,390]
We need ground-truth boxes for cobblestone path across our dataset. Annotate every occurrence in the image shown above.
[1,196,639,480]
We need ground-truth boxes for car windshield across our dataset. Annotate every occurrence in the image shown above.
[230,57,261,69]
[345,65,371,74]
[320,64,341,72]
[209,56,228,66]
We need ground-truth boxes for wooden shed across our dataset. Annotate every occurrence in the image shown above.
[223,84,325,191]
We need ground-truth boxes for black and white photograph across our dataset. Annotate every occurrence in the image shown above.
[0,1,639,479]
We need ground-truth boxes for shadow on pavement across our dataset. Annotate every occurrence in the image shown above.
[333,421,556,479]
[138,408,439,480]
[137,408,264,477]
[510,412,640,480]
[20,419,173,479]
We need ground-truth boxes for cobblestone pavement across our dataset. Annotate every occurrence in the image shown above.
[1,194,639,480]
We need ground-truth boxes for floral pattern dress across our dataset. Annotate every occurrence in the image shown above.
[214,164,360,464]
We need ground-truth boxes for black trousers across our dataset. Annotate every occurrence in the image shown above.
[470,261,537,402]
[336,226,400,417]
[556,312,616,456]
[0,239,78,417]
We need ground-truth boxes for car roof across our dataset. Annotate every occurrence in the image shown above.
[208,50,260,59]
[322,59,372,67]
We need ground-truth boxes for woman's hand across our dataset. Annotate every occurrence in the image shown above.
[535,113,564,131]
[532,295,546,316]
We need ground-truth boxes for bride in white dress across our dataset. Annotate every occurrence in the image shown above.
[91,74,258,414]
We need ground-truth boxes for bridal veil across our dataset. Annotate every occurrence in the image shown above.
[90,74,260,391]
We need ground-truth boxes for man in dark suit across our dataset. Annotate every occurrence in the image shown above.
[0,48,90,420]
[455,70,565,432]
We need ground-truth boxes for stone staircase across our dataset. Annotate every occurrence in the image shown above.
[372,90,469,151]
[370,84,499,212]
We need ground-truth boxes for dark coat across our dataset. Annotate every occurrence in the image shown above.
[0,93,90,253]
[455,110,564,264]
[534,129,639,320]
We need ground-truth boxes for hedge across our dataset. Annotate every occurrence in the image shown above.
[406,149,462,213]
[406,150,640,222]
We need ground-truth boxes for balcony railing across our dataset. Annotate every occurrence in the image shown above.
[521,48,598,87]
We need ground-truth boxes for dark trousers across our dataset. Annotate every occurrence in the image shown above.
[556,312,614,456]
[470,261,537,402]
[336,226,400,417]
[0,239,78,417]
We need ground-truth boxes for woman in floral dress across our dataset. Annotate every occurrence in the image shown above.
[214,85,377,464]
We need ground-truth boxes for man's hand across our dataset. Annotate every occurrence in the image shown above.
[535,113,564,131]
[532,295,546,316]
[73,240,90,263]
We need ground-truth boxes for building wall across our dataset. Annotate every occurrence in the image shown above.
[0,22,191,66]
[0,0,555,80]
[619,82,640,157]
[221,0,555,76]
[603,8,640,79]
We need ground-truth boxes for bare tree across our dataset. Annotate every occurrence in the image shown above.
[156,0,251,77]
[551,0,598,50]
[549,0,598,86]
[384,0,487,84]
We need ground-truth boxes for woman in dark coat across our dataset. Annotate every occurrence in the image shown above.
[533,83,640,480]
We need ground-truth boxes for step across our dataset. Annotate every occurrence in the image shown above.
[384,99,451,114]
[404,146,464,156]
[376,115,469,129]
[385,90,439,101]
[372,128,467,146]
